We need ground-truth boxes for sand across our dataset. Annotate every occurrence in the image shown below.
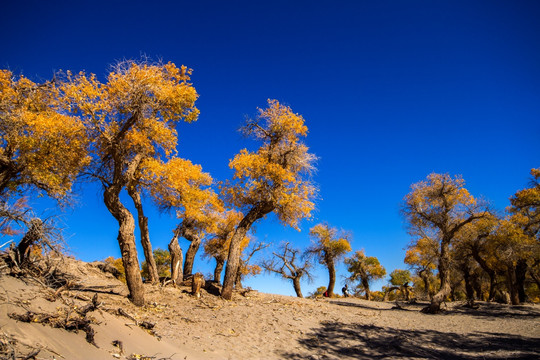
[1,257,539,359]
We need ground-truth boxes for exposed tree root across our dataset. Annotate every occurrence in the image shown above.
[8,294,100,347]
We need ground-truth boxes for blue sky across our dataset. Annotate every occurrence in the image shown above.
[1,0,539,296]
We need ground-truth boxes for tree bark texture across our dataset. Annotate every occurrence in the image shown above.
[506,266,520,305]
[234,268,243,290]
[515,259,528,303]
[104,186,145,306]
[462,262,476,307]
[419,269,432,300]
[470,246,497,301]
[292,277,303,298]
[362,278,371,301]
[127,186,159,284]
[182,225,201,278]
[422,239,452,313]
[168,228,183,285]
[213,257,225,283]
[221,202,273,300]
[16,218,43,266]
[326,257,336,297]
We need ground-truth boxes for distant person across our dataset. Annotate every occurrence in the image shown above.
[323,290,329,297]
[342,284,349,297]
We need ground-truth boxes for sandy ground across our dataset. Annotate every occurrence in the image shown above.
[1,257,539,359]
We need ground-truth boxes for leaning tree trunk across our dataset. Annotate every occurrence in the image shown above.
[104,186,145,306]
[222,202,273,300]
[422,239,452,314]
[213,257,225,283]
[326,257,336,297]
[292,277,303,298]
[471,247,496,301]
[16,218,43,266]
[168,227,183,285]
[362,278,371,301]
[383,287,399,301]
[182,225,201,278]
[127,186,159,284]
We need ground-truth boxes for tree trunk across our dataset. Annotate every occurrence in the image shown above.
[16,218,43,266]
[214,257,225,284]
[362,278,371,301]
[422,239,451,313]
[515,259,528,303]
[168,228,183,285]
[472,276,484,301]
[292,277,303,298]
[104,186,145,306]
[221,203,273,300]
[419,269,432,300]
[530,267,540,290]
[326,258,336,297]
[222,223,248,299]
[462,262,475,307]
[127,186,159,284]
[488,273,497,301]
[506,266,520,305]
[182,226,201,278]
[470,246,496,301]
[383,287,399,301]
[402,285,410,301]
[234,268,243,290]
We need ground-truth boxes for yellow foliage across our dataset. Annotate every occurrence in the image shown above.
[308,223,351,264]
[223,99,317,229]
[404,237,438,270]
[59,60,199,176]
[0,70,90,199]
[345,250,386,283]
[142,157,223,234]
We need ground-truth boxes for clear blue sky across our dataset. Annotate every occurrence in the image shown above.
[1,0,539,296]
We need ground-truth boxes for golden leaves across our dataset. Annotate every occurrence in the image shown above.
[226,100,317,229]
[0,70,90,199]
[142,157,222,233]
[60,61,199,162]
[308,223,352,261]
[402,173,485,232]
[345,250,386,281]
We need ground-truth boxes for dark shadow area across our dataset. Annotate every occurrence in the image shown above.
[329,300,540,320]
[280,321,540,359]
[454,303,540,320]
[329,300,427,312]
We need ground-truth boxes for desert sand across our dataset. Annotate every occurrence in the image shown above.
[1,257,539,359]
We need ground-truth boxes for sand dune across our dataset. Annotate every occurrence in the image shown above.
[1,257,539,359]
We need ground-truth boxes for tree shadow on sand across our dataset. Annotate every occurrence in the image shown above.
[329,300,540,320]
[279,321,540,359]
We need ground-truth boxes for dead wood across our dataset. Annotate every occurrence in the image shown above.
[117,308,138,323]
[8,301,99,347]
[96,262,122,279]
